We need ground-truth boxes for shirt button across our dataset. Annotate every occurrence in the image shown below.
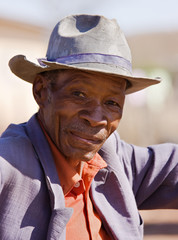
[74,182,80,188]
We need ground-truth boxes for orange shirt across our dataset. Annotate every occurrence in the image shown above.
[41,123,111,239]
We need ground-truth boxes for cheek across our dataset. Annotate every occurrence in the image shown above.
[54,100,80,117]
[109,119,121,134]
[42,105,62,143]
[53,111,75,149]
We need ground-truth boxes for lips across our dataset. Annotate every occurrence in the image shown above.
[69,130,105,145]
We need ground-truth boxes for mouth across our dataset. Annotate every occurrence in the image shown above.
[69,131,105,145]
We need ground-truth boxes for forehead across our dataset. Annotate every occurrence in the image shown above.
[55,70,126,93]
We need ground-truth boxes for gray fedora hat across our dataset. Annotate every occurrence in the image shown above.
[9,14,160,94]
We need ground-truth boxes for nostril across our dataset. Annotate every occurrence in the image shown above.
[83,118,91,125]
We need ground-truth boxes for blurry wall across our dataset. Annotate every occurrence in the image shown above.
[0,18,48,133]
[119,31,178,146]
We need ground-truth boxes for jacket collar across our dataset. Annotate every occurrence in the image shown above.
[25,114,72,240]
[92,136,143,239]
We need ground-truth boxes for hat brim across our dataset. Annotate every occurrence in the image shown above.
[9,55,160,94]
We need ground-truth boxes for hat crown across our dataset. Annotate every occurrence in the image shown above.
[46,15,131,63]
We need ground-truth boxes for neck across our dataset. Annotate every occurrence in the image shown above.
[67,158,84,176]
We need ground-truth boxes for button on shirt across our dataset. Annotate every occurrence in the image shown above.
[41,122,111,240]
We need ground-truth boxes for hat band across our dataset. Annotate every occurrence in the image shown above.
[38,53,132,74]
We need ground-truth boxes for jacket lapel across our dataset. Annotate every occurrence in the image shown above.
[26,115,72,240]
[92,142,143,239]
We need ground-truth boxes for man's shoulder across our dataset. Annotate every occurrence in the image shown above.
[0,122,29,147]
[100,130,130,157]
[99,131,123,165]
[0,114,38,144]
[0,117,37,160]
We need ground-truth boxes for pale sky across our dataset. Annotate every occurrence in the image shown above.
[0,0,178,35]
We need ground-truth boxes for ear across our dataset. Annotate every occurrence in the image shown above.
[33,74,49,108]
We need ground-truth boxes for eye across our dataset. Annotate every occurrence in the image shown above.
[105,100,119,107]
[72,91,86,98]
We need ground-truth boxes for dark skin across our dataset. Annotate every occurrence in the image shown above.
[33,70,126,172]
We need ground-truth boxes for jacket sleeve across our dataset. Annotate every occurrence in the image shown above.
[100,131,178,210]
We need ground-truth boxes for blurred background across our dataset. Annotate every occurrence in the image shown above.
[0,0,178,239]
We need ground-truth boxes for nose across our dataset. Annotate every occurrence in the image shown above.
[79,105,107,127]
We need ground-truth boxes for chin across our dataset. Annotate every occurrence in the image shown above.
[68,150,97,162]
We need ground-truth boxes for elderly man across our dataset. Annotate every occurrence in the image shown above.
[0,14,177,240]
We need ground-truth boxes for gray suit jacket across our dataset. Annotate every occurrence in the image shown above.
[0,114,177,240]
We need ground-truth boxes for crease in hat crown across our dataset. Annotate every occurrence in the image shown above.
[8,14,160,94]
[44,14,132,75]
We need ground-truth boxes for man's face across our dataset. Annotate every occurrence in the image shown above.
[38,70,126,163]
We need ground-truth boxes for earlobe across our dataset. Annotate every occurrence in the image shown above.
[33,75,48,108]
